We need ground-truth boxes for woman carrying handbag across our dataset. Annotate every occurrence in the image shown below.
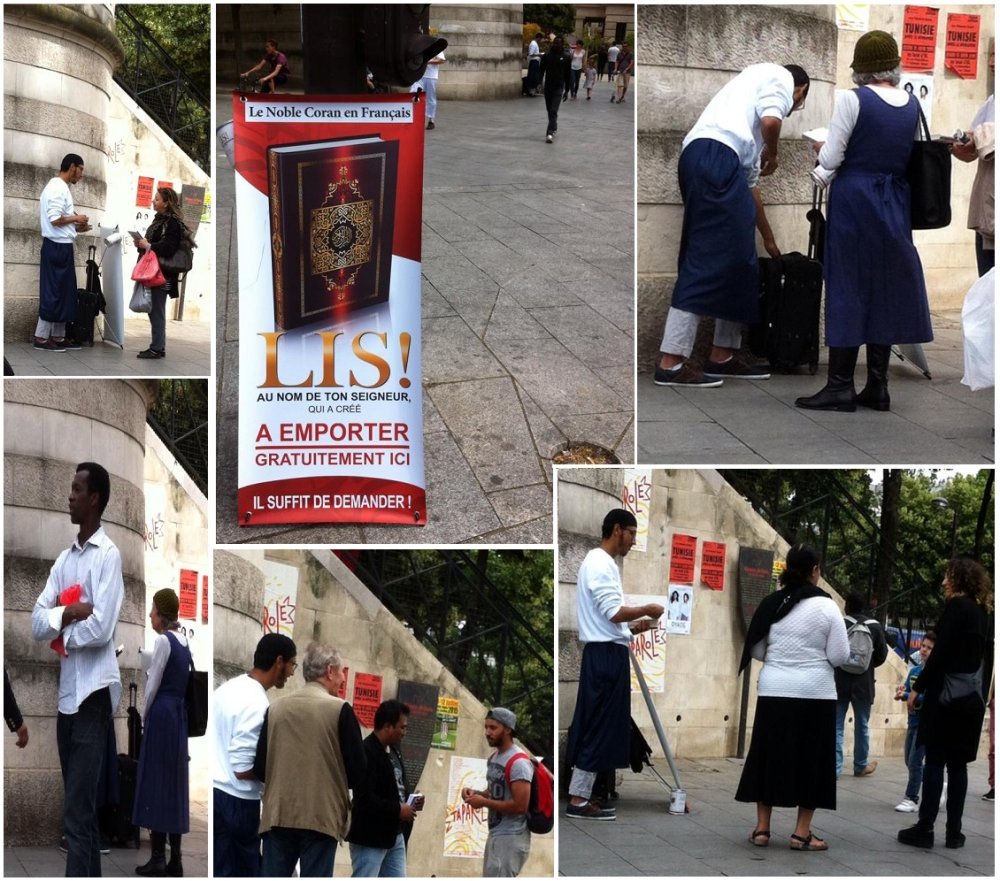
[132,187,195,359]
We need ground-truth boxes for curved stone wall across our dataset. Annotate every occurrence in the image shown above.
[4,4,124,343]
[213,549,267,686]
[4,378,155,844]
[430,4,524,99]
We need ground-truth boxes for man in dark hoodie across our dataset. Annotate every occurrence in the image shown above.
[541,36,572,143]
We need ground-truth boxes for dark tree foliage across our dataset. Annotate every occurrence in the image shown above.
[524,4,577,37]
[345,550,555,756]
[721,469,994,636]
[146,379,208,493]
[118,4,211,97]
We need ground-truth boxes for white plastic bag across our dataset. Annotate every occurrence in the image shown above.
[129,280,152,314]
[961,267,994,391]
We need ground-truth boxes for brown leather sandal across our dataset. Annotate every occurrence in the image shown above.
[790,832,828,851]
[749,829,770,847]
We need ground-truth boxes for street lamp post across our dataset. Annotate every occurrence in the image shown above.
[931,497,958,558]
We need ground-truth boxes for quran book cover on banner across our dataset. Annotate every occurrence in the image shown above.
[267,136,399,329]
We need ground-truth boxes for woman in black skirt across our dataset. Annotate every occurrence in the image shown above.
[898,557,991,849]
[736,544,850,851]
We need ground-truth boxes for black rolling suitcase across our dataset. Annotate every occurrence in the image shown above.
[748,186,825,374]
[68,245,105,347]
[100,683,141,848]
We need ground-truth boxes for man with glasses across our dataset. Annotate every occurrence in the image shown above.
[255,642,366,876]
[565,509,664,821]
[213,633,297,877]
[653,63,810,387]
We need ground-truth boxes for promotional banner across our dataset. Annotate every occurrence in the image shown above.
[444,756,488,858]
[669,533,697,583]
[945,14,980,79]
[625,593,668,691]
[232,92,427,527]
[353,672,384,729]
[433,696,460,750]
[665,585,694,635]
[621,469,653,552]
[701,541,727,591]
[902,6,939,71]
[397,679,440,787]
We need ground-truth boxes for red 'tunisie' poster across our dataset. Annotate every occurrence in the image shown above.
[701,541,727,591]
[179,569,198,619]
[232,93,427,527]
[353,672,383,728]
[136,176,154,208]
[902,6,939,72]
[945,14,980,79]
[669,534,697,584]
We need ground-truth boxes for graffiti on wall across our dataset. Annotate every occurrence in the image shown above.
[144,513,165,551]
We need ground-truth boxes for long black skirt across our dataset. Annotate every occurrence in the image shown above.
[735,696,837,810]
[566,642,631,773]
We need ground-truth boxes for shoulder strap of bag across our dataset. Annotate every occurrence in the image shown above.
[912,98,931,142]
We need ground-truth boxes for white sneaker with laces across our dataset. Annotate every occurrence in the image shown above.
[895,798,919,812]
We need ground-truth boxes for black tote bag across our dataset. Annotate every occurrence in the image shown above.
[906,101,952,230]
[186,656,209,737]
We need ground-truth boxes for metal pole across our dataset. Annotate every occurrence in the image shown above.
[628,647,682,791]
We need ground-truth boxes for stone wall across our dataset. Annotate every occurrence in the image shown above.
[3,4,123,343]
[106,84,212,324]
[557,469,911,770]
[214,549,555,878]
[4,378,156,844]
[141,427,210,799]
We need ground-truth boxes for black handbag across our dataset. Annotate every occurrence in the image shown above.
[906,102,952,230]
[186,656,208,737]
[158,239,194,274]
[938,669,984,707]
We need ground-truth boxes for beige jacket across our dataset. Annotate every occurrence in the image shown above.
[968,121,995,248]
[259,681,352,840]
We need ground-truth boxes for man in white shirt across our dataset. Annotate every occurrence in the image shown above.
[654,64,809,388]
[213,633,297,877]
[565,509,664,821]
[524,32,543,96]
[36,154,91,352]
[31,462,124,876]
[606,42,620,81]
[410,47,446,130]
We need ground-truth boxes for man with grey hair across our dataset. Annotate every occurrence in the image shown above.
[254,642,366,876]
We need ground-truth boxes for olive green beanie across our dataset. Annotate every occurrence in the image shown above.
[851,30,901,73]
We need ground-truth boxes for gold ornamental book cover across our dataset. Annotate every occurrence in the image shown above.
[267,136,399,329]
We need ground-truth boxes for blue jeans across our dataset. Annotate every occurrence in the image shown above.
[350,832,406,876]
[57,687,112,877]
[904,724,925,801]
[213,789,261,877]
[835,696,872,776]
[262,827,337,877]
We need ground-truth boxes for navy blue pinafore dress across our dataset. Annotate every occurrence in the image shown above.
[824,87,933,347]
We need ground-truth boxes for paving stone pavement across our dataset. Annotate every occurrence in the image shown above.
[4,317,211,378]
[3,797,208,877]
[560,755,995,876]
[638,315,994,465]
[216,81,634,544]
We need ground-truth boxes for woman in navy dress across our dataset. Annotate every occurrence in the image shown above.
[134,588,191,876]
[797,30,932,413]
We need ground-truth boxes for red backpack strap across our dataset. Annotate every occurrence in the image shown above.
[504,751,532,785]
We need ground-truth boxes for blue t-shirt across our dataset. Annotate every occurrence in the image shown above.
[902,662,925,727]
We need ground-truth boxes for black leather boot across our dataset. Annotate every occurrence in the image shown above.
[856,344,891,410]
[795,347,859,412]
[136,851,167,876]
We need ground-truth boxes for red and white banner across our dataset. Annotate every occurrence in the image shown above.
[233,93,427,526]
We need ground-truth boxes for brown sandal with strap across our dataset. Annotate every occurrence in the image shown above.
[749,829,770,847]
[790,832,828,851]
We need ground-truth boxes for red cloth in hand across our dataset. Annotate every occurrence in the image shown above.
[49,584,82,657]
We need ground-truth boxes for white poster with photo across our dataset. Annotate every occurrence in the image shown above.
[621,469,653,552]
[665,584,694,635]
[900,73,935,131]
[443,756,488,859]
[625,593,668,692]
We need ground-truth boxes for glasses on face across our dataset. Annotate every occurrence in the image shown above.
[285,659,298,672]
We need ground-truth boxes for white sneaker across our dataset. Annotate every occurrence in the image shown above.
[895,798,919,812]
